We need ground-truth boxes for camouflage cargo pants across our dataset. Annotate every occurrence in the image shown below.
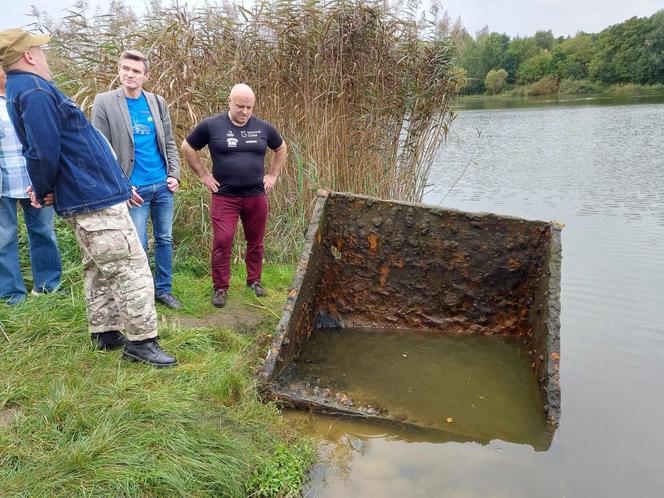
[68,203,158,341]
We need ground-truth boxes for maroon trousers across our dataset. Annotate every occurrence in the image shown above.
[210,194,268,291]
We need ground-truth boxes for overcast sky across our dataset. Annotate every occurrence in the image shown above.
[2,1,663,37]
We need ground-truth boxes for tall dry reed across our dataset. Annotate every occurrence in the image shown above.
[35,0,462,264]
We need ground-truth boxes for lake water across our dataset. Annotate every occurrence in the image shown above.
[294,97,664,497]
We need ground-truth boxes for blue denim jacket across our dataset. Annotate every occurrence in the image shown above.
[5,70,131,216]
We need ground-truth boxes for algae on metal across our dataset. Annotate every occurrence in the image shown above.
[259,191,562,446]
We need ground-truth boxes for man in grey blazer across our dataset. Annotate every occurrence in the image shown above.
[92,50,182,309]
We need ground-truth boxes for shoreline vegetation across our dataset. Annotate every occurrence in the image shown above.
[2,0,461,496]
[453,83,664,109]
[458,82,664,102]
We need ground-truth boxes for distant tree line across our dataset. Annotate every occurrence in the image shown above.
[456,9,664,95]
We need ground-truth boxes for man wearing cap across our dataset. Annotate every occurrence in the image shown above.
[181,83,287,308]
[92,50,182,310]
[0,67,61,304]
[0,28,176,367]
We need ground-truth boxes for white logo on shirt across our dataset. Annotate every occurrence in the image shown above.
[227,137,238,147]
[132,123,151,135]
[226,130,234,137]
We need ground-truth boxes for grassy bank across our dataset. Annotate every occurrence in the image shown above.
[0,260,314,497]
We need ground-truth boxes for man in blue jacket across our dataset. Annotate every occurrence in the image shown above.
[0,28,176,367]
[0,67,61,304]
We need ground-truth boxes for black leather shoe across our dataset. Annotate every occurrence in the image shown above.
[155,293,182,310]
[91,330,126,350]
[123,338,177,367]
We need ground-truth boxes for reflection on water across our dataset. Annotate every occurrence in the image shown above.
[294,100,664,497]
[454,93,664,111]
[290,412,558,498]
[290,328,550,449]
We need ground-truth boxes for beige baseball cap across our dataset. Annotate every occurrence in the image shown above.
[0,28,50,69]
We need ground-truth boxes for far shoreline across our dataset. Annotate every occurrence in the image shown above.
[453,91,664,111]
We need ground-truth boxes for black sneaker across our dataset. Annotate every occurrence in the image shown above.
[247,281,267,297]
[91,330,126,350]
[212,288,227,308]
[123,337,177,367]
[156,293,182,310]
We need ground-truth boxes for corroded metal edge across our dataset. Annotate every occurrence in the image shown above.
[543,225,562,425]
[258,192,328,383]
[328,190,555,225]
[524,223,562,428]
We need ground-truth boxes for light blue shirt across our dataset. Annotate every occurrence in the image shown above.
[126,93,166,186]
[0,95,31,198]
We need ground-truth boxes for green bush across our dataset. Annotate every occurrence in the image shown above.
[558,79,604,95]
[526,75,560,96]
[508,86,528,97]
[247,442,316,497]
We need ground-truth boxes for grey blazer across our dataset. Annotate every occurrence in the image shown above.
[91,87,180,180]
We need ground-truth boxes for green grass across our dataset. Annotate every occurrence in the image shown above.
[0,263,315,497]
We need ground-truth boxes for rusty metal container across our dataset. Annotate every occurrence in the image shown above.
[259,191,561,445]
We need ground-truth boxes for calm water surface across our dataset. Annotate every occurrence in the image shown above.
[295,98,664,497]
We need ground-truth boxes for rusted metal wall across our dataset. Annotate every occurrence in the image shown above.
[317,193,553,336]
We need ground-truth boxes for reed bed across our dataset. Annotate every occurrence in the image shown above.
[37,0,461,264]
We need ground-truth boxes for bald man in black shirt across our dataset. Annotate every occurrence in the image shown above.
[182,84,287,308]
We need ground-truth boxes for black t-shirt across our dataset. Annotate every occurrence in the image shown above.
[186,113,283,196]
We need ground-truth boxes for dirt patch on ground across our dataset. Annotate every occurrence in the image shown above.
[0,406,17,428]
[170,300,266,334]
